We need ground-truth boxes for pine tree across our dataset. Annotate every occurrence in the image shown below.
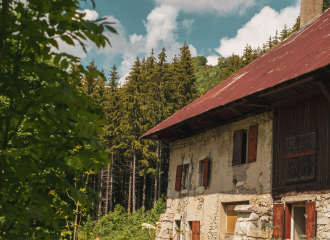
[273,30,279,46]
[174,43,197,109]
[242,44,253,65]
[291,16,300,33]
[267,36,273,50]
[280,24,290,41]
[324,0,330,11]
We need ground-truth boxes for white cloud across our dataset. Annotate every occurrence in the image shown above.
[98,4,198,84]
[144,5,180,52]
[79,9,99,21]
[154,0,256,15]
[52,9,100,59]
[206,55,219,66]
[52,6,198,85]
[215,2,300,57]
[181,19,194,35]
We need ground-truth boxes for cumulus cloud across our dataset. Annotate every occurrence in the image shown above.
[98,4,198,84]
[52,6,198,85]
[206,55,219,66]
[154,0,256,15]
[79,9,99,21]
[215,2,300,57]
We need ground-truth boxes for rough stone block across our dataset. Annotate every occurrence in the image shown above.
[162,221,173,229]
[237,213,250,222]
[318,218,329,225]
[234,205,270,215]
[248,213,259,221]
[326,232,330,239]
[246,222,269,239]
[162,213,174,221]
[260,216,270,222]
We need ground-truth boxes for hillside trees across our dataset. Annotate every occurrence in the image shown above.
[194,19,302,95]
[0,0,116,239]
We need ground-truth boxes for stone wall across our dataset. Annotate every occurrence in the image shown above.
[157,112,274,240]
[316,193,330,239]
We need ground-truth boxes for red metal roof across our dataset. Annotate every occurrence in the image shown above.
[142,10,330,140]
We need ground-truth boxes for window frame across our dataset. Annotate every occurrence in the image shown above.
[225,202,249,235]
[198,160,204,187]
[182,164,190,190]
[232,129,249,166]
[285,130,317,184]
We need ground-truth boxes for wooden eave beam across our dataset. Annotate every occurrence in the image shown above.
[316,81,330,102]
[244,96,272,107]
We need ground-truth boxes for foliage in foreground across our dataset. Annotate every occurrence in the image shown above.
[78,198,166,240]
[0,0,117,239]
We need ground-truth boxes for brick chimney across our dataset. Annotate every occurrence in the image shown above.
[300,0,323,27]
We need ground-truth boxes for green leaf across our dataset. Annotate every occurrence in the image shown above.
[60,35,75,46]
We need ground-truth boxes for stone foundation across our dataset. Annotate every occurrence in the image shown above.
[315,193,330,240]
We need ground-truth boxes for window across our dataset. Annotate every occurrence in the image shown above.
[274,202,316,240]
[226,202,248,235]
[285,131,316,183]
[198,160,204,187]
[198,157,209,187]
[174,221,181,240]
[182,164,189,189]
[232,125,258,166]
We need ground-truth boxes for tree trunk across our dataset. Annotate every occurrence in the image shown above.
[158,141,162,199]
[128,161,132,213]
[143,175,146,211]
[98,169,104,217]
[150,178,154,209]
[154,142,159,203]
[133,145,136,212]
[110,149,114,212]
[105,163,110,214]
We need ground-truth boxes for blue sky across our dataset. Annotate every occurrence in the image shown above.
[57,0,300,83]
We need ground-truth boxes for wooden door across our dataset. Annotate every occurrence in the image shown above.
[273,204,284,239]
[285,204,292,240]
[305,202,316,240]
[192,221,200,240]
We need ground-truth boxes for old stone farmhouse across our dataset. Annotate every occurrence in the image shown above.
[141,0,330,239]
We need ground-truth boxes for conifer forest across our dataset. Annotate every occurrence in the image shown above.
[86,18,301,219]
[2,0,328,239]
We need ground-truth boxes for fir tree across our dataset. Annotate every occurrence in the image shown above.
[280,24,290,41]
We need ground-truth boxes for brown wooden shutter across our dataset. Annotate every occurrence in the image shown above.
[175,165,182,191]
[305,202,316,240]
[285,204,292,240]
[273,204,284,239]
[248,124,258,163]
[202,157,209,186]
[192,221,200,240]
[233,130,243,166]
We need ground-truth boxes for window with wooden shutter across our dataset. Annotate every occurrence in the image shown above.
[233,130,243,166]
[273,204,284,239]
[175,165,182,191]
[233,126,257,166]
[191,221,200,240]
[285,131,316,183]
[248,124,258,163]
[202,157,209,186]
[305,202,316,240]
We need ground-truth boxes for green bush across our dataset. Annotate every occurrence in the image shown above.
[78,198,166,240]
